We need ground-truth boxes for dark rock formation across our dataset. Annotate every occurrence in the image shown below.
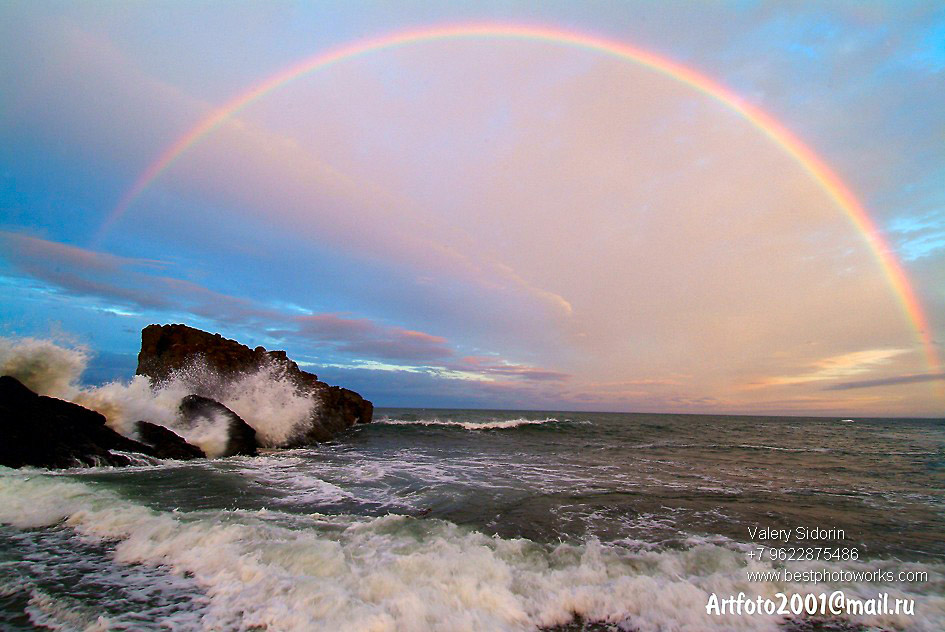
[0,375,155,469]
[137,324,373,444]
[135,421,205,460]
[178,394,257,457]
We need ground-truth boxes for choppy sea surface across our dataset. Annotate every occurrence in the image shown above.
[1,408,943,631]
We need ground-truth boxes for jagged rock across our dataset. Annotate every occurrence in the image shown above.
[137,324,373,445]
[178,394,257,457]
[135,421,205,460]
[0,375,155,469]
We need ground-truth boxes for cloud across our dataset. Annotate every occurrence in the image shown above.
[453,356,570,381]
[0,232,175,310]
[0,230,564,385]
[889,207,945,261]
[586,377,686,389]
[750,348,910,388]
[319,354,567,386]
[313,364,566,409]
[1,15,574,342]
[296,314,454,362]
[826,372,945,391]
[0,230,271,325]
[3,6,943,415]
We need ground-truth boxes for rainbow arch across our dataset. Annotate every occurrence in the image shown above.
[95,22,940,375]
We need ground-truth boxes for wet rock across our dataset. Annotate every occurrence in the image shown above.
[0,375,154,469]
[135,421,205,460]
[137,324,373,445]
[178,394,257,457]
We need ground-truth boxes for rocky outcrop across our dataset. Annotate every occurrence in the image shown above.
[135,421,205,460]
[178,395,257,457]
[0,376,155,469]
[137,324,373,444]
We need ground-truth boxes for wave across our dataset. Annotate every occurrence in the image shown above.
[376,416,569,430]
[2,472,941,631]
[231,455,356,505]
[0,336,88,401]
[0,524,207,631]
[0,336,317,456]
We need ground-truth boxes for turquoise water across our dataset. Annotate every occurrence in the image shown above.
[1,409,943,630]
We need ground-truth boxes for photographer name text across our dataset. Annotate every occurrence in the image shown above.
[748,525,844,543]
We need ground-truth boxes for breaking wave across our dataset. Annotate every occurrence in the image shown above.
[376,416,570,430]
[0,472,941,631]
[0,336,317,454]
[0,336,88,401]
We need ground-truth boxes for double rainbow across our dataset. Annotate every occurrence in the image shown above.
[96,22,940,376]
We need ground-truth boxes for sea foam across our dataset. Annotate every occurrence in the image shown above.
[1,472,941,632]
[376,416,565,430]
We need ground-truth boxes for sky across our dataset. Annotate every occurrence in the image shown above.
[1,1,943,416]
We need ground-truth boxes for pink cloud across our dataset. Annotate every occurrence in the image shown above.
[455,356,570,381]
[296,314,454,362]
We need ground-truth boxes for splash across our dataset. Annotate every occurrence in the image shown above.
[82,363,318,455]
[0,336,88,400]
[0,336,318,455]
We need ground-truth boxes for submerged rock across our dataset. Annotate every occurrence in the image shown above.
[178,394,257,457]
[137,324,373,445]
[135,421,205,460]
[0,375,154,469]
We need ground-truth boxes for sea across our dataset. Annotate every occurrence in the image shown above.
[1,406,943,631]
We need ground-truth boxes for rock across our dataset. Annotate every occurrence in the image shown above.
[178,394,257,457]
[136,324,373,445]
[135,421,205,460]
[0,375,155,469]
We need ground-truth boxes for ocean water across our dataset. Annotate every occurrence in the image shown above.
[1,406,943,631]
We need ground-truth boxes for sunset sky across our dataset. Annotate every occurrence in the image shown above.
[2,2,943,416]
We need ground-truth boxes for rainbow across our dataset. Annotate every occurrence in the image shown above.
[96,22,940,375]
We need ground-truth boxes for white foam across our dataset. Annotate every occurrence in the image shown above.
[223,365,319,446]
[181,409,234,459]
[0,336,318,453]
[76,375,190,437]
[1,520,209,630]
[0,336,88,400]
[81,361,318,452]
[1,472,941,631]
[376,416,563,430]
[231,455,354,505]
[24,589,105,631]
